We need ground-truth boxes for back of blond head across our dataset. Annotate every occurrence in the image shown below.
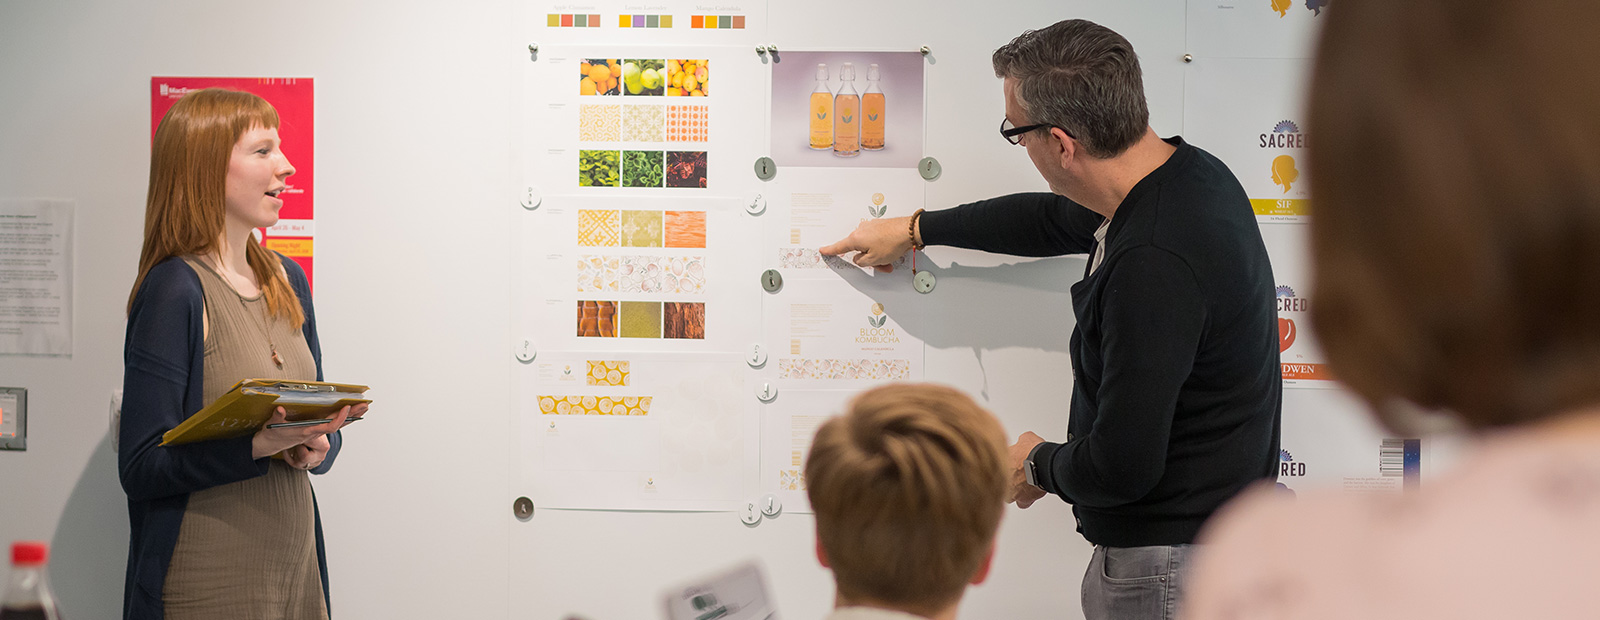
[805,383,1008,612]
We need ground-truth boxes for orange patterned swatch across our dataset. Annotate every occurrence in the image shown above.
[577,209,620,246]
[667,105,708,142]
[664,211,706,248]
[576,301,617,337]
[538,395,652,415]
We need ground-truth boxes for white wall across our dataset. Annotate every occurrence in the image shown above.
[0,1,1230,619]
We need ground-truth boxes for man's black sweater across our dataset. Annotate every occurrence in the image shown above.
[920,137,1282,547]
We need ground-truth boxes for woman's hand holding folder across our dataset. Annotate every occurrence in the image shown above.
[251,403,367,467]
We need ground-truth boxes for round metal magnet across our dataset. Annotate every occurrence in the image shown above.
[519,186,541,210]
[747,344,768,368]
[746,194,767,215]
[761,494,783,517]
[761,269,783,293]
[918,157,942,181]
[756,383,778,403]
[754,157,777,181]
[513,496,535,520]
[740,501,762,525]
[913,270,936,294]
[515,339,537,363]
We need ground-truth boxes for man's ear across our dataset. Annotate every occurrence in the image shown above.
[969,544,996,586]
[816,536,831,569]
[1051,127,1077,170]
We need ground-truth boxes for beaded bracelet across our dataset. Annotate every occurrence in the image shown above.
[909,208,926,251]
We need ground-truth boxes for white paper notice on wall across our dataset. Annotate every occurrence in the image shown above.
[0,200,73,356]
[521,352,757,511]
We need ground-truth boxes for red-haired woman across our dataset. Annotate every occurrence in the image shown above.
[120,88,363,620]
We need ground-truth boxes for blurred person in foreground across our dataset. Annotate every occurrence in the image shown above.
[1185,1,1600,618]
[806,384,1008,620]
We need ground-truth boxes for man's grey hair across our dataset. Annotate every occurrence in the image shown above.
[992,19,1150,158]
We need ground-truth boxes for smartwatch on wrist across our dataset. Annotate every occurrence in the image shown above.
[1023,442,1046,490]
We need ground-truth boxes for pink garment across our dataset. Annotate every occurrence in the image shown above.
[1184,428,1600,620]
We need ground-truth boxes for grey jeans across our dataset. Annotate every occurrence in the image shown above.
[1081,544,1194,620]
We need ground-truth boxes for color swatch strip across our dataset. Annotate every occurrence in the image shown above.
[577,301,706,339]
[548,14,602,27]
[690,15,745,29]
[620,14,673,28]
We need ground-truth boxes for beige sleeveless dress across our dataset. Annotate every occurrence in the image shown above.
[162,257,326,620]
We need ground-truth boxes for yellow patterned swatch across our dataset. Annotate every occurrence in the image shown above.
[538,395,652,415]
[578,209,620,246]
[586,360,631,386]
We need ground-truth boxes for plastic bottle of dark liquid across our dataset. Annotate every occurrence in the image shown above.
[0,542,62,620]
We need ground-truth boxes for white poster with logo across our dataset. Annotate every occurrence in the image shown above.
[762,277,926,387]
[519,352,758,511]
[1279,388,1421,496]
[1186,0,1328,60]
[766,167,925,277]
[1182,57,1313,223]
[1259,222,1335,388]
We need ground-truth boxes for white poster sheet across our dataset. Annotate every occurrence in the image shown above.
[762,277,925,386]
[1279,388,1421,495]
[1186,0,1327,60]
[758,389,856,513]
[0,200,73,356]
[521,352,757,510]
[767,167,925,277]
[1182,58,1313,223]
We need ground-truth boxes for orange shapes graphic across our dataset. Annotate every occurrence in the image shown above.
[1271,155,1300,193]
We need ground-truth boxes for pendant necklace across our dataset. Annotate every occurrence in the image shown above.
[216,256,283,368]
[242,296,285,369]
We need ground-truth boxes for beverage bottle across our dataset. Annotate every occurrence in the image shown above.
[833,62,861,157]
[862,63,885,150]
[1,542,63,620]
[808,64,833,150]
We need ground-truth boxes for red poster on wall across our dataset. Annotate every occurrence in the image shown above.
[151,77,315,289]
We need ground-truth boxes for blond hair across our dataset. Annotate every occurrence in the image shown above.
[805,383,1008,612]
[130,88,303,327]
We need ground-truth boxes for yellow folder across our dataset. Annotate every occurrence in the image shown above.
[161,379,370,446]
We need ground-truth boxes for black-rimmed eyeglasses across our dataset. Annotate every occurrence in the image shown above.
[1000,118,1072,145]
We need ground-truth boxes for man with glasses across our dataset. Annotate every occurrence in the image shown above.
[821,19,1281,620]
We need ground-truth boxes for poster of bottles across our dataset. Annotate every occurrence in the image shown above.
[768,51,924,169]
